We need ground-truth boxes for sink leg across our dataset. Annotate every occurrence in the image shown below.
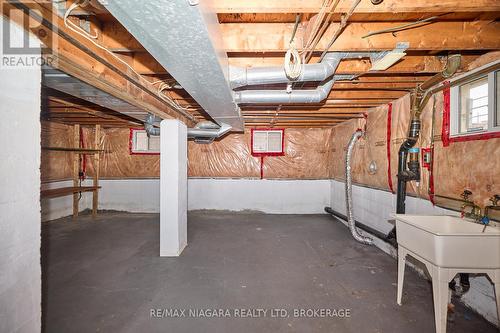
[397,247,407,306]
[493,276,500,327]
[485,270,500,325]
[496,283,500,328]
[432,267,449,333]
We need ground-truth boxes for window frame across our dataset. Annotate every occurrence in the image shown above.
[129,128,160,155]
[250,128,285,157]
[450,65,500,138]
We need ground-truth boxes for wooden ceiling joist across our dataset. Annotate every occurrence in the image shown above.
[3,0,196,126]
[18,0,499,129]
[212,0,500,14]
[221,21,500,52]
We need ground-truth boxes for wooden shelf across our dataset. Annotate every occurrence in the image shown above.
[41,186,101,199]
[42,124,104,218]
[42,147,104,153]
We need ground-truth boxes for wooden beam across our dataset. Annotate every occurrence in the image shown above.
[126,52,457,75]
[46,97,142,124]
[2,1,195,126]
[227,55,479,73]
[243,108,368,114]
[244,116,361,120]
[213,0,500,14]
[72,124,80,219]
[92,124,100,218]
[218,12,497,24]
[220,21,500,52]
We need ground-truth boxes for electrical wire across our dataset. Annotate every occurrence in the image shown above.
[361,13,451,39]
[63,0,98,39]
[289,13,302,45]
[319,0,361,63]
[303,0,341,63]
[301,0,341,63]
[284,14,303,80]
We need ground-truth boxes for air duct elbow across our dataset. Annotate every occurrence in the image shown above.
[144,113,160,136]
[233,78,335,104]
[187,122,232,143]
[144,115,232,143]
[228,53,344,89]
[442,54,462,79]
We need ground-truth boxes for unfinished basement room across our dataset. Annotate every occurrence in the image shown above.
[1,1,500,333]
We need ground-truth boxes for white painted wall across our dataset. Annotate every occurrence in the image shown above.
[98,179,160,213]
[188,178,331,214]
[0,16,42,333]
[330,179,499,327]
[44,178,332,216]
[41,180,93,222]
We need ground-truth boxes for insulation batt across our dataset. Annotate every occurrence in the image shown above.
[41,54,499,208]
[41,121,74,182]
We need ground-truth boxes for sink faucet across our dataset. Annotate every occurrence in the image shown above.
[460,190,482,222]
[484,194,500,219]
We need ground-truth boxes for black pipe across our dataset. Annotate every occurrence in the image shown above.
[397,119,421,213]
[324,207,395,245]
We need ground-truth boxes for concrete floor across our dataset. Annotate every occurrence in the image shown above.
[41,211,497,333]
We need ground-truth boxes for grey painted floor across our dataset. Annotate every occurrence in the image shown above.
[41,211,497,333]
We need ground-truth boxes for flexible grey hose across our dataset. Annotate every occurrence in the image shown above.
[345,130,373,245]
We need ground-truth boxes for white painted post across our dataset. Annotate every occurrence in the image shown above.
[160,119,188,256]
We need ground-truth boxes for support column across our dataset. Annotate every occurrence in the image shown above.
[160,119,188,257]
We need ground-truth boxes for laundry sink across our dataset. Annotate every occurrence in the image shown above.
[395,215,500,269]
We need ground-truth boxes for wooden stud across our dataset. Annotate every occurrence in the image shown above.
[72,124,80,219]
[92,125,101,218]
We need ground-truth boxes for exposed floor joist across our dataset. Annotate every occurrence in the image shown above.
[13,0,498,128]
[212,0,500,14]
[2,0,196,126]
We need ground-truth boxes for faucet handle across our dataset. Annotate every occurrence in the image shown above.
[490,194,500,206]
[461,190,472,201]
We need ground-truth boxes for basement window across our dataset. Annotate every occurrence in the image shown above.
[251,129,285,156]
[129,129,160,155]
[451,69,500,137]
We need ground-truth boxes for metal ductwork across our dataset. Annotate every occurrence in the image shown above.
[144,114,232,143]
[232,52,387,105]
[144,114,160,136]
[234,78,340,104]
[43,68,151,123]
[229,52,367,89]
[100,0,244,130]
[187,121,232,143]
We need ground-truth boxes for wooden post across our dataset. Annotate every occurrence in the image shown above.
[92,124,101,218]
[72,124,80,219]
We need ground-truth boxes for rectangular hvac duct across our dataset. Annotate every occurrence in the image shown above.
[100,0,244,131]
[43,68,148,122]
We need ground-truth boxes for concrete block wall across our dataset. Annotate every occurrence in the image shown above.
[0,16,42,333]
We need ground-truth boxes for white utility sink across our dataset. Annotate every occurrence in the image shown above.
[395,215,500,269]
[394,214,500,333]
